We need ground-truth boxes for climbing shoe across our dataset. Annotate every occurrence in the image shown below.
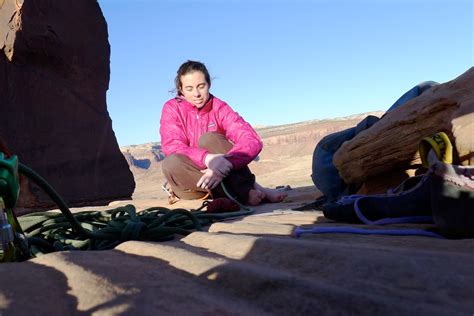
[430,161,474,238]
[355,174,432,223]
[323,174,432,224]
[322,198,361,223]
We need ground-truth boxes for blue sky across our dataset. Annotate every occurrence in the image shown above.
[99,0,473,146]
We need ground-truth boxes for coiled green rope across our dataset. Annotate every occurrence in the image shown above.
[17,162,253,257]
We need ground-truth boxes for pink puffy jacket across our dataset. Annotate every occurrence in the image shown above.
[160,95,263,170]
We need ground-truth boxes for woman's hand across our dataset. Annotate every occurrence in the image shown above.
[204,154,233,176]
[197,154,233,190]
[197,168,224,190]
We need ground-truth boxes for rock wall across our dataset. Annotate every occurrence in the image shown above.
[0,0,135,208]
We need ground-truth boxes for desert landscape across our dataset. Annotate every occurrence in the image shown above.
[122,111,384,202]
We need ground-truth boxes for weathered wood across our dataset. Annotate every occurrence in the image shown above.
[333,67,474,184]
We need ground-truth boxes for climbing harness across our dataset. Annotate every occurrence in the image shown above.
[0,153,253,262]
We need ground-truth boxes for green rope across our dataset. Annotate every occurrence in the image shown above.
[220,182,254,212]
[16,162,254,257]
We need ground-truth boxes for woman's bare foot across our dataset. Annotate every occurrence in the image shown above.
[247,183,288,205]
[247,189,266,206]
[260,187,287,203]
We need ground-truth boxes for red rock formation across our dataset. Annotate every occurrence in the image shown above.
[0,0,135,208]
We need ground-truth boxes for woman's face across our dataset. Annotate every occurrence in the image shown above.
[180,71,210,109]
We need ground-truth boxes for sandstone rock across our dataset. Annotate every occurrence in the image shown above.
[1,200,474,315]
[0,0,135,209]
[333,67,474,184]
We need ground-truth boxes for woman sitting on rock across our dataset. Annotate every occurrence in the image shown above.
[160,60,286,206]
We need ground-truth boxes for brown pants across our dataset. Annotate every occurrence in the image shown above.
[161,132,256,203]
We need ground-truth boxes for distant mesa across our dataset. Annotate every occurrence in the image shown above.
[122,111,390,199]
[122,142,165,170]
[120,111,385,172]
[152,148,166,161]
[133,158,151,169]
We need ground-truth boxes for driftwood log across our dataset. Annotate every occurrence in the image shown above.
[333,67,474,185]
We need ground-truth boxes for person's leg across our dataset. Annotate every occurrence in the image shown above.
[199,132,256,203]
[198,132,233,154]
[199,132,287,205]
[161,153,208,200]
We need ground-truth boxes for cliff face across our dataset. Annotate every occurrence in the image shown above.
[0,0,135,208]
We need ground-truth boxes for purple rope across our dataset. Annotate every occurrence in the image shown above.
[294,227,443,239]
